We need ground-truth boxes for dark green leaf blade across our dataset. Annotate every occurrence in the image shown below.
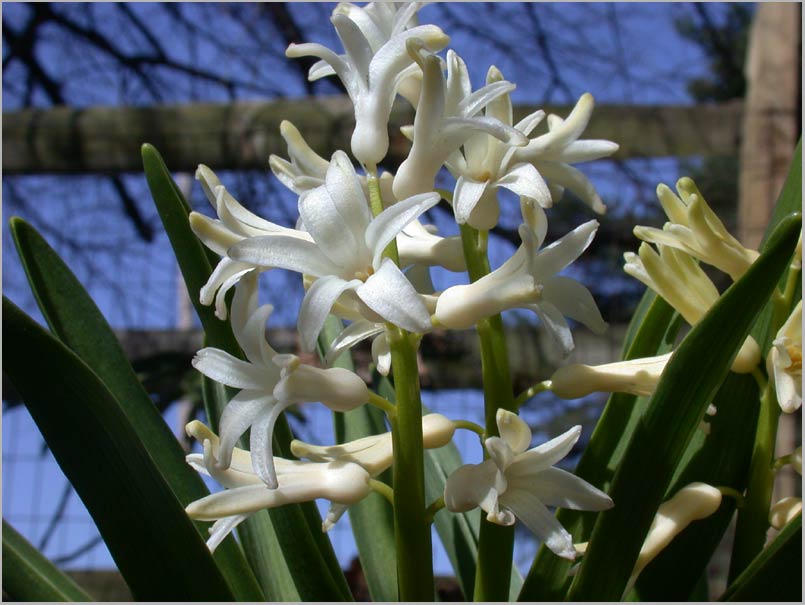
[721,514,801,602]
[566,214,801,601]
[3,519,92,602]
[9,217,263,602]
[3,297,235,601]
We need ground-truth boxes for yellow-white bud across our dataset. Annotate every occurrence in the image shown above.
[769,497,802,530]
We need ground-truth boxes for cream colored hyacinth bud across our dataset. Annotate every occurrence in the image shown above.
[634,178,759,281]
[273,354,368,412]
[624,243,760,374]
[769,497,802,530]
[549,353,672,399]
[624,482,722,596]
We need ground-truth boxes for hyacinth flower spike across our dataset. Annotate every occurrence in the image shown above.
[191,274,368,488]
[444,409,612,560]
[286,2,449,165]
[230,151,440,351]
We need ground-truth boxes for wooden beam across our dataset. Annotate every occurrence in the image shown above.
[3,97,743,175]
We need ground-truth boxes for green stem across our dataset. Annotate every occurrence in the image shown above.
[387,324,433,601]
[368,174,432,600]
[369,479,395,506]
[425,496,445,523]
[459,223,517,601]
[367,391,397,418]
[728,383,780,581]
[515,380,552,407]
[453,419,486,438]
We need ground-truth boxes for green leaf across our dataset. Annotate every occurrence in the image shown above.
[3,297,236,601]
[3,519,92,601]
[143,144,351,601]
[720,514,801,601]
[566,214,802,601]
[9,217,263,602]
[518,292,680,601]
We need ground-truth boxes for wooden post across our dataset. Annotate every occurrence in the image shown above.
[738,3,802,505]
[738,3,801,249]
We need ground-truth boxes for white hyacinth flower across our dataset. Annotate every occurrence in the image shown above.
[230,151,440,351]
[392,46,529,202]
[634,178,759,281]
[286,2,449,165]
[268,123,466,273]
[189,165,305,319]
[184,422,371,553]
[292,413,456,530]
[447,68,617,230]
[191,274,368,488]
[624,243,760,373]
[444,409,612,560]
[435,222,607,355]
[769,301,802,413]
[511,93,619,215]
[549,353,673,399]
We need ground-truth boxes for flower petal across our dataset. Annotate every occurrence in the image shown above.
[249,401,294,488]
[217,393,275,470]
[229,234,340,277]
[325,320,385,367]
[530,301,575,356]
[298,275,363,352]
[206,514,249,553]
[541,275,608,334]
[497,163,552,209]
[531,220,598,277]
[356,259,432,333]
[366,192,441,269]
[501,488,576,560]
[192,348,270,391]
[536,161,606,214]
[453,176,489,225]
[496,409,533,454]
[508,425,582,474]
[443,459,499,513]
[507,466,612,511]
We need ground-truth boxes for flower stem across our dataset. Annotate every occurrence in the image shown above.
[425,496,445,524]
[459,222,517,601]
[367,391,396,418]
[728,382,780,581]
[453,419,486,438]
[514,380,552,407]
[387,324,434,601]
[369,478,395,506]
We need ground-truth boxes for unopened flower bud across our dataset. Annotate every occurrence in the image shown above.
[549,353,671,399]
[769,497,802,530]
[273,354,368,412]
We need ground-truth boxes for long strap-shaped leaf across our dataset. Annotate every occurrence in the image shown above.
[9,217,263,602]
[143,143,351,601]
[566,213,801,601]
[518,292,679,601]
[3,297,236,601]
[3,519,92,602]
[720,514,801,601]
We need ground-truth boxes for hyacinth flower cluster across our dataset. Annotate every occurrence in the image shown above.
[172,2,802,601]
